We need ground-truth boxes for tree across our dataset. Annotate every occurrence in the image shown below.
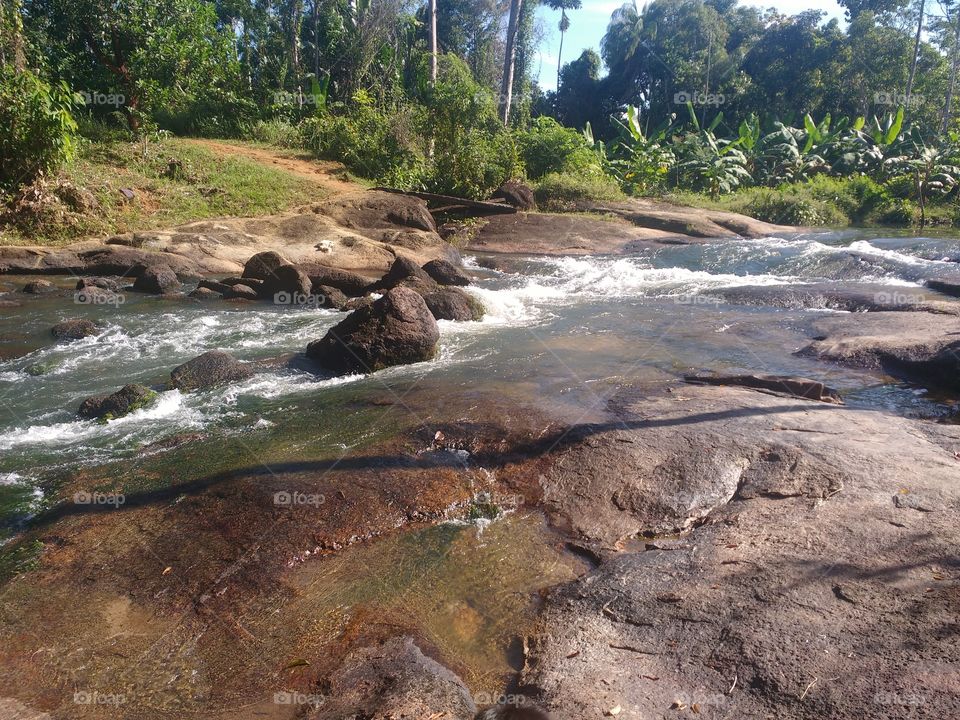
[905,0,925,104]
[0,0,26,70]
[500,0,522,123]
[545,0,581,92]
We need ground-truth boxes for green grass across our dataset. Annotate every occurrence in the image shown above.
[0,136,318,246]
[533,171,626,212]
[665,175,960,228]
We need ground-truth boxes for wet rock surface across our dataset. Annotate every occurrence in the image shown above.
[78,384,157,420]
[423,258,472,286]
[423,287,485,322]
[132,263,181,295]
[169,350,254,391]
[50,318,97,341]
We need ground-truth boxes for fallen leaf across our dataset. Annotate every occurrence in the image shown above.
[692,703,701,714]
[162,567,172,576]
[284,659,310,670]
[605,706,622,716]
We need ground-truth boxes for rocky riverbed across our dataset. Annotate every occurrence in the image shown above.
[0,192,958,719]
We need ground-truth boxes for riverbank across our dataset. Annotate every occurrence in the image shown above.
[1,185,959,718]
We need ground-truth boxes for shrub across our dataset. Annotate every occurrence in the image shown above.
[534,171,625,211]
[517,116,602,179]
[302,90,426,188]
[0,67,81,192]
[244,119,303,149]
[421,55,519,198]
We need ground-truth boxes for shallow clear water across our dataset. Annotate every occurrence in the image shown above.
[1,229,959,526]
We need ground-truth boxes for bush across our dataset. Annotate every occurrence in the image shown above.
[742,189,847,226]
[421,55,519,198]
[244,119,303,149]
[517,116,602,179]
[302,90,426,188]
[534,172,625,211]
[0,67,81,192]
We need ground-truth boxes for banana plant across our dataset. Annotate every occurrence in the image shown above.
[884,138,960,228]
[608,105,676,194]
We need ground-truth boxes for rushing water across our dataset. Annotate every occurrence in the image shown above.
[1,229,959,530]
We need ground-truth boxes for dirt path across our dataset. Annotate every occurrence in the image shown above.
[183,138,360,197]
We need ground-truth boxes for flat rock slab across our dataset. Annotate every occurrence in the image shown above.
[0,191,456,278]
[524,383,960,719]
[800,311,960,390]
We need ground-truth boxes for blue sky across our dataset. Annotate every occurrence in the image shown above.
[534,0,847,91]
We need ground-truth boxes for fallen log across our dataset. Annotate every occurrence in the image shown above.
[373,187,517,215]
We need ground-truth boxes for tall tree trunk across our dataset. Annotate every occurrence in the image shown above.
[1,0,26,71]
[290,0,303,105]
[429,0,437,85]
[500,0,522,124]
[905,0,924,104]
[942,5,960,133]
[556,11,566,93]
[313,0,320,78]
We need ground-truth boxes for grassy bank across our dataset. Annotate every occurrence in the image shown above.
[0,136,318,246]
[666,175,960,229]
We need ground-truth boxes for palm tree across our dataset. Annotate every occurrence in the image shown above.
[546,0,581,92]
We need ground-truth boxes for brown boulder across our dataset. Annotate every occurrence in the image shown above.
[306,287,440,373]
[491,180,535,210]
[422,259,471,287]
[51,318,97,341]
[308,267,373,296]
[242,251,290,282]
[133,264,181,294]
[423,288,485,322]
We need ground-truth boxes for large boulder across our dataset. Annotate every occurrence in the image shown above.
[241,251,290,282]
[306,286,440,373]
[423,288,485,322]
[78,384,158,421]
[169,350,254,391]
[224,284,259,301]
[260,263,312,302]
[308,267,373,296]
[51,318,97,341]
[133,264,181,294]
[369,256,436,293]
[189,287,222,300]
[422,259,471,287]
[490,180,535,210]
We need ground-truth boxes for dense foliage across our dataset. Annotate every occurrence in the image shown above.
[2,0,960,218]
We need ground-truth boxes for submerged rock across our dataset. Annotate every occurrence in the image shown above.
[51,318,97,341]
[189,287,222,300]
[422,258,471,286]
[685,373,842,403]
[224,284,259,301]
[311,636,476,720]
[423,287,485,322]
[169,350,254,391]
[78,384,158,421]
[22,279,57,294]
[132,264,181,294]
[306,286,439,373]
